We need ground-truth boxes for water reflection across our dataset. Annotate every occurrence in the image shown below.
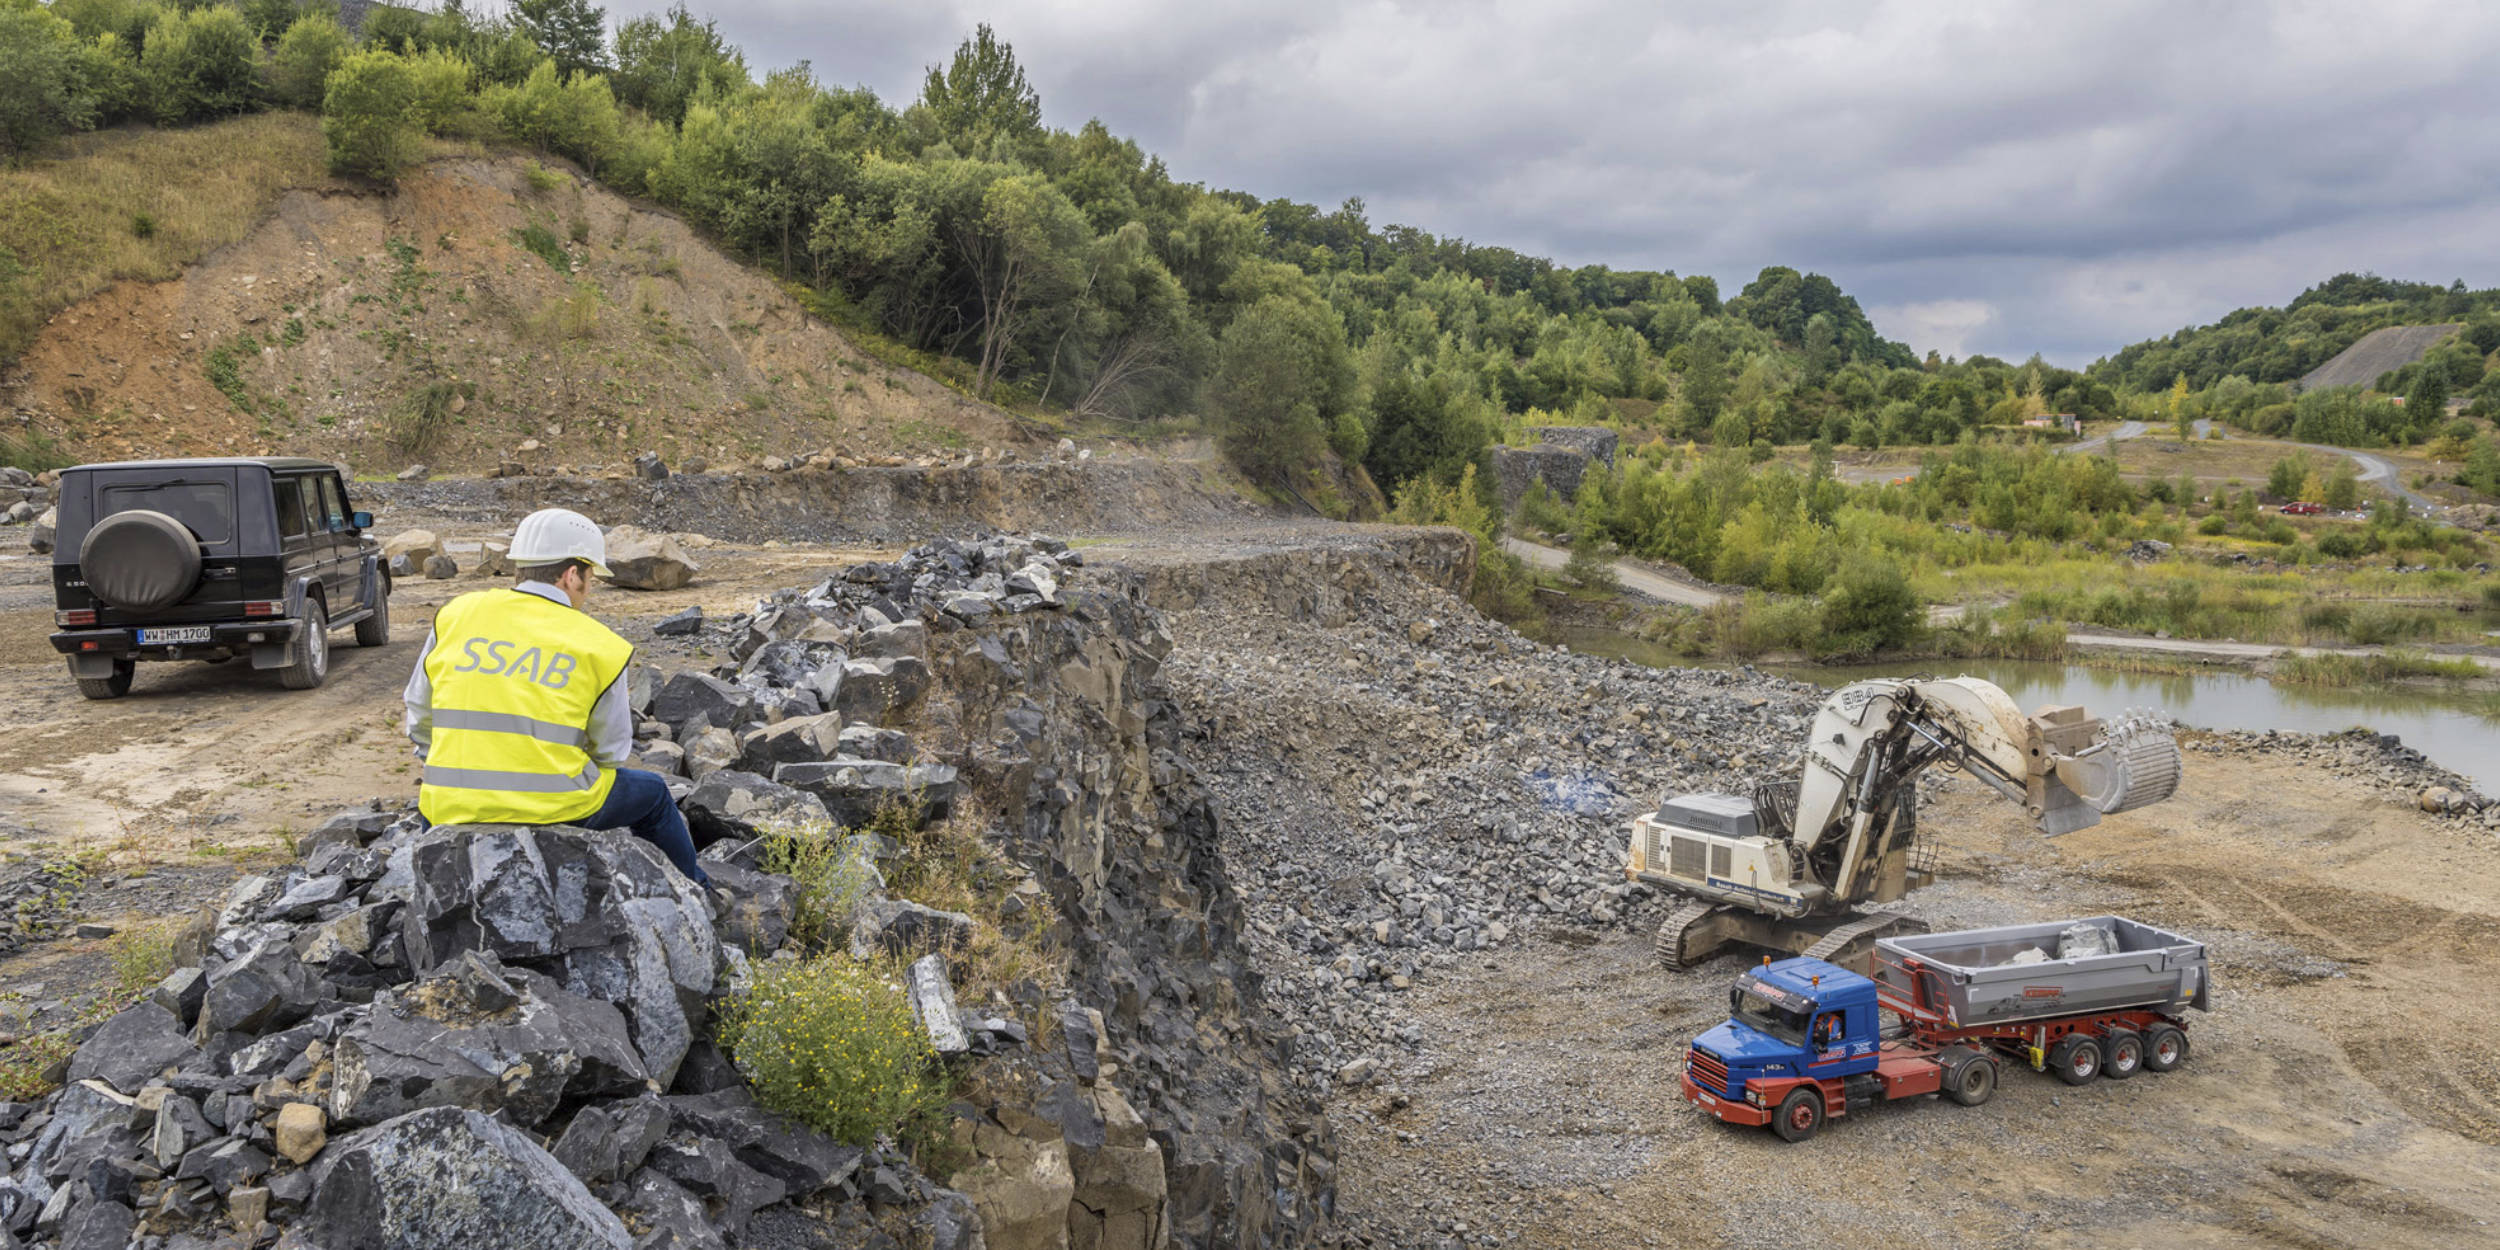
[1547,628,2500,794]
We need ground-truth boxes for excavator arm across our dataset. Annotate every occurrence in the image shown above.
[1781,677,2181,901]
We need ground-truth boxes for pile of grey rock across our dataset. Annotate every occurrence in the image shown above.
[626,533,1087,832]
[0,802,994,1250]
[1164,575,1834,1093]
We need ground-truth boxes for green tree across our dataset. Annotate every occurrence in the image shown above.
[1207,287,1357,481]
[140,3,260,123]
[2407,365,2450,430]
[2264,452,2311,502]
[405,47,473,134]
[1819,556,1918,655]
[0,0,97,156]
[268,12,348,112]
[362,4,425,53]
[2322,459,2361,511]
[512,0,607,77]
[321,48,419,180]
[611,3,744,127]
[918,23,1040,151]
[963,171,1090,396]
[1681,323,1729,432]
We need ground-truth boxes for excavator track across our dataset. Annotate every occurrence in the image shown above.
[1655,899,1724,969]
[1803,912,1927,966]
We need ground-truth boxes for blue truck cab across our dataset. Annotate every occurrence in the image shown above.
[1682,958,1884,1134]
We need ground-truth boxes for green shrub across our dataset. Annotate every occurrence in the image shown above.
[0,3,98,154]
[760,825,881,954]
[140,5,260,124]
[1818,557,1919,656]
[108,922,179,996]
[321,49,420,180]
[268,13,347,111]
[128,212,154,238]
[512,220,570,271]
[713,955,946,1147]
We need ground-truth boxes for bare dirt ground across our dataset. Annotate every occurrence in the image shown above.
[1329,745,2500,1249]
[6,518,2499,1248]
[0,523,885,864]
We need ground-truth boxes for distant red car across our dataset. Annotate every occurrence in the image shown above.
[2280,502,2324,515]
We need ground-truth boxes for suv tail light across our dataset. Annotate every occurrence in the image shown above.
[55,609,96,627]
[243,600,283,617]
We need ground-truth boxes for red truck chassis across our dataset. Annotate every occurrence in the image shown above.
[1683,953,2191,1133]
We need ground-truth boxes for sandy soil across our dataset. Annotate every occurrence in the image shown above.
[6,523,2498,1248]
[1331,745,2500,1249]
[0,528,882,864]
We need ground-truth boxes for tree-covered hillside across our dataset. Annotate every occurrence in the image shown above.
[1,0,2140,505]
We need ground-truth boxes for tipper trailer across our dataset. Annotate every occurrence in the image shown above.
[1681,916,2208,1141]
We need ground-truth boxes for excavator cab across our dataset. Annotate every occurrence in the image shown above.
[1629,676,2183,972]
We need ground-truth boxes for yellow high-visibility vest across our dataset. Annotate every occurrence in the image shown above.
[419,588,634,827]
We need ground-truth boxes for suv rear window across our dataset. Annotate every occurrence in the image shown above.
[100,480,235,545]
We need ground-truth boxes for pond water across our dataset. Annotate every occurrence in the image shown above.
[1546,627,2500,794]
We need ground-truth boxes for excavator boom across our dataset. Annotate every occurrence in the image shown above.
[1627,675,2184,971]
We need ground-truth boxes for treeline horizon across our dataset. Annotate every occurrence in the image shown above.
[4,1,2494,495]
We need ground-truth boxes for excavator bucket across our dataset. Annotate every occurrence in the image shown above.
[2039,713,2183,836]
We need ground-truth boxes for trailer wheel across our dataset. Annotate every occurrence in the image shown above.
[2143,1024,2188,1073]
[1772,1088,1823,1143]
[2049,1035,2103,1086]
[1945,1056,1998,1107]
[2101,1029,2144,1080]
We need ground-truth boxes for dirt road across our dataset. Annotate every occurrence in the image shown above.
[0,534,869,861]
[1502,537,1727,607]
[1328,745,2500,1249]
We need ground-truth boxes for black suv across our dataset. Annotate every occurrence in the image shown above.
[47,457,392,698]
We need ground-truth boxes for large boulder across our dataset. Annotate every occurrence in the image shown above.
[735,712,846,774]
[328,952,647,1129]
[652,673,756,736]
[380,530,440,566]
[773,758,959,829]
[832,656,932,724]
[680,769,832,842]
[27,505,56,554]
[660,1086,863,1196]
[65,1001,199,1094]
[602,526,700,591]
[292,1107,633,1249]
[194,938,326,1041]
[396,825,720,1087]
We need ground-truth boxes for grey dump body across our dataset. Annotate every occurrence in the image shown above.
[1873,916,2208,1027]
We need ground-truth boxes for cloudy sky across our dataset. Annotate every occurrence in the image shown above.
[651,0,2500,365]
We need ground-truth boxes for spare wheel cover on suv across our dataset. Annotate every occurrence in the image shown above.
[79,509,206,612]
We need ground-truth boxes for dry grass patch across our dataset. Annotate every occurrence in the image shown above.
[0,114,331,362]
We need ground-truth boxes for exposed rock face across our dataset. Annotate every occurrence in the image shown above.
[295,1107,634,1249]
[1524,425,1620,466]
[1491,443,1591,509]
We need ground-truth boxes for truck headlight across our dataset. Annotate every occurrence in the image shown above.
[1746,1087,1764,1107]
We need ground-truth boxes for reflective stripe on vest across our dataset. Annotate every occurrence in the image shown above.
[419,587,634,827]
[432,708,594,748]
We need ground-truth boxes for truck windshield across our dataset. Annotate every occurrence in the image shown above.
[1731,984,1809,1045]
[100,479,235,545]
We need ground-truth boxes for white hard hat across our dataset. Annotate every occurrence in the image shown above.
[508,508,611,577]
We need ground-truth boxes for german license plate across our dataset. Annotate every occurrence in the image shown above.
[140,626,212,645]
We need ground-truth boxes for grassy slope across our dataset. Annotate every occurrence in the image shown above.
[0,115,332,364]
[0,116,1082,473]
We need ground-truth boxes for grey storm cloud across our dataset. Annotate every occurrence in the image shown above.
[649,0,2500,364]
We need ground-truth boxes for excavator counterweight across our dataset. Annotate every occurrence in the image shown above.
[1626,676,2183,971]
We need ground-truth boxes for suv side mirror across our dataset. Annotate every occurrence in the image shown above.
[350,511,373,531]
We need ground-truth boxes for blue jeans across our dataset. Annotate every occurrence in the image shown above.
[587,767,711,887]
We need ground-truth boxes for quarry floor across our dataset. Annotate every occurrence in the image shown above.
[2,517,2497,1249]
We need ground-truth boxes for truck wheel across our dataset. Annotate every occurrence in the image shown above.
[2049,1035,2103,1086]
[2101,1029,2144,1080]
[1945,1056,1998,1107]
[2143,1025,2188,1073]
[280,599,329,690]
[76,660,135,701]
[355,574,391,647]
[1772,1088,1823,1143]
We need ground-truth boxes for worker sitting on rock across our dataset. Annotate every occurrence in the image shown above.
[400,507,710,886]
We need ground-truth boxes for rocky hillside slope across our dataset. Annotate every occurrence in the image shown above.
[2296,323,2463,392]
[5,144,1043,473]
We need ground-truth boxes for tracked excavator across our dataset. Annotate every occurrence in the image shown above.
[1626,677,2182,971]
